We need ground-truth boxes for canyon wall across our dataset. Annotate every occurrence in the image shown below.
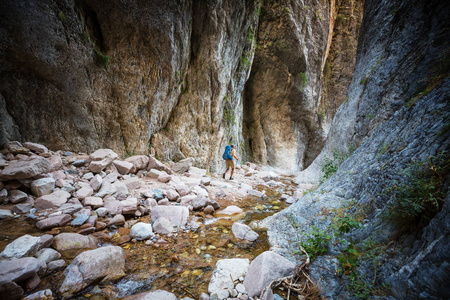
[0,0,361,173]
[264,0,450,298]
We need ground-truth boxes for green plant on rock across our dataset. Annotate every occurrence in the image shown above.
[94,47,111,69]
[58,11,67,23]
[298,226,332,261]
[320,148,354,184]
[336,215,361,233]
[383,152,448,231]
[297,72,308,92]
[223,109,236,127]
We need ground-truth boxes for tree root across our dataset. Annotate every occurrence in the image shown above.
[260,245,321,300]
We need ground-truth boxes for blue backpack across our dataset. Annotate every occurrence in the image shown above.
[222,145,232,160]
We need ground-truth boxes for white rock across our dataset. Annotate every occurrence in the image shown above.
[193,185,209,198]
[130,222,153,240]
[74,186,94,200]
[243,251,295,297]
[0,235,41,259]
[147,156,173,174]
[248,189,265,198]
[188,166,207,176]
[113,181,129,200]
[158,171,171,183]
[83,196,103,208]
[153,217,174,234]
[8,190,28,204]
[236,283,246,294]
[59,246,125,298]
[31,178,55,197]
[174,184,190,196]
[89,174,103,191]
[148,169,163,178]
[125,155,149,173]
[232,222,259,242]
[151,206,189,227]
[165,189,180,202]
[208,258,250,294]
[94,182,117,198]
[172,157,195,173]
[35,248,61,264]
[113,160,134,175]
[83,172,94,180]
[218,205,243,215]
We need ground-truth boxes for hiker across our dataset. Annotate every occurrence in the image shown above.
[222,144,239,180]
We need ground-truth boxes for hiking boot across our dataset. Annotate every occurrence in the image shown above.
[222,173,226,179]
[229,177,234,180]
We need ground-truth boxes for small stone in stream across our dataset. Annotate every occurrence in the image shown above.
[72,159,87,167]
[232,222,259,242]
[8,190,28,204]
[35,248,61,264]
[25,213,38,220]
[23,289,53,300]
[130,222,153,240]
[71,214,89,226]
[153,189,164,200]
[219,205,243,215]
[95,207,109,217]
[38,234,54,250]
[0,234,41,259]
[36,214,72,230]
[119,235,131,244]
[95,222,107,230]
[203,205,215,214]
[108,214,125,227]
[12,203,33,214]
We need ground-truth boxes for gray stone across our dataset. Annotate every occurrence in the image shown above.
[94,181,117,198]
[104,197,123,216]
[56,203,83,214]
[31,177,55,197]
[47,259,65,271]
[23,289,53,300]
[166,189,180,201]
[90,174,103,191]
[72,159,87,167]
[208,258,250,294]
[243,251,295,297]
[248,189,265,198]
[158,171,171,183]
[232,222,259,242]
[23,142,48,153]
[0,156,50,180]
[125,155,149,173]
[38,235,53,250]
[12,203,33,214]
[52,233,97,251]
[113,180,129,200]
[153,217,174,234]
[95,207,109,217]
[121,197,138,215]
[74,186,93,200]
[83,196,103,208]
[153,189,164,200]
[34,190,71,210]
[35,248,61,264]
[192,197,207,211]
[0,257,40,283]
[218,205,243,215]
[174,184,190,196]
[0,188,8,203]
[129,222,154,240]
[70,214,89,226]
[121,290,177,300]
[113,160,134,175]
[82,172,94,180]
[172,157,195,173]
[151,206,189,227]
[147,156,173,175]
[0,234,41,259]
[0,208,13,219]
[36,214,72,230]
[59,246,125,298]
[107,214,125,226]
[8,190,28,204]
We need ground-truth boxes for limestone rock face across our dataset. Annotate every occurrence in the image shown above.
[59,246,125,298]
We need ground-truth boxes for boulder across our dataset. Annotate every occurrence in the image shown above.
[8,190,28,204]
[90,149,119,162]
[34,190,71,210]
[59,246,125,298]
[113,160,134,175]
[0,235,41,259]
[35,248,61,264]
[94,182,117,198]
[151,206,189,227]
[153,217,174,234]
[89,174,103,191]
[232,222,259,242]
[129,222,153,240]
[23,289,53,300]
[52,233,97,251]
[121,290,177,300]
[125,155,149,173]
[0,208,13,219]
[4,141,30,154]
[121,176,141,191]
[218,205,243,215]
[47,155,63,172]
[107,214,125,227]
[31,178,55,197]
[147,156,173,174]
[243,251,296,297]
[23,142,48,154]
[192,197,207,211]
[148,168,162,179]
[172,157,194,173]
[36,214,72,230]
[158,171,171,183]
[104,197,123,216]
[0,257,40,287]
[12,203,33,214]
[74,186,94,200]
[121,197,138,215]
[188,166,207,176]
[83,196,103,208]
[208,258,250,294]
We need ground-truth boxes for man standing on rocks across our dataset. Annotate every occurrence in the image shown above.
[223,144,239,180]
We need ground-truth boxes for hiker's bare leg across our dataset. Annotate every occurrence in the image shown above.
[230,168,234,178]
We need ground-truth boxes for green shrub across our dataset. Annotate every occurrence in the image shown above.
[336,215,361,233]
[94,47,111,69]
[320,148,354,184]
[298,226,332,261]
[383,152,448,230]
[297,72,308,92]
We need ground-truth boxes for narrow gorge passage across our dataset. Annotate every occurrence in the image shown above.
[0,0,449,299]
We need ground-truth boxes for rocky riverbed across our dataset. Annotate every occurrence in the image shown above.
[0,141,314,300]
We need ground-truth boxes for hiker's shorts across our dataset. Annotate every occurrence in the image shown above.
[225,159,235,169]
